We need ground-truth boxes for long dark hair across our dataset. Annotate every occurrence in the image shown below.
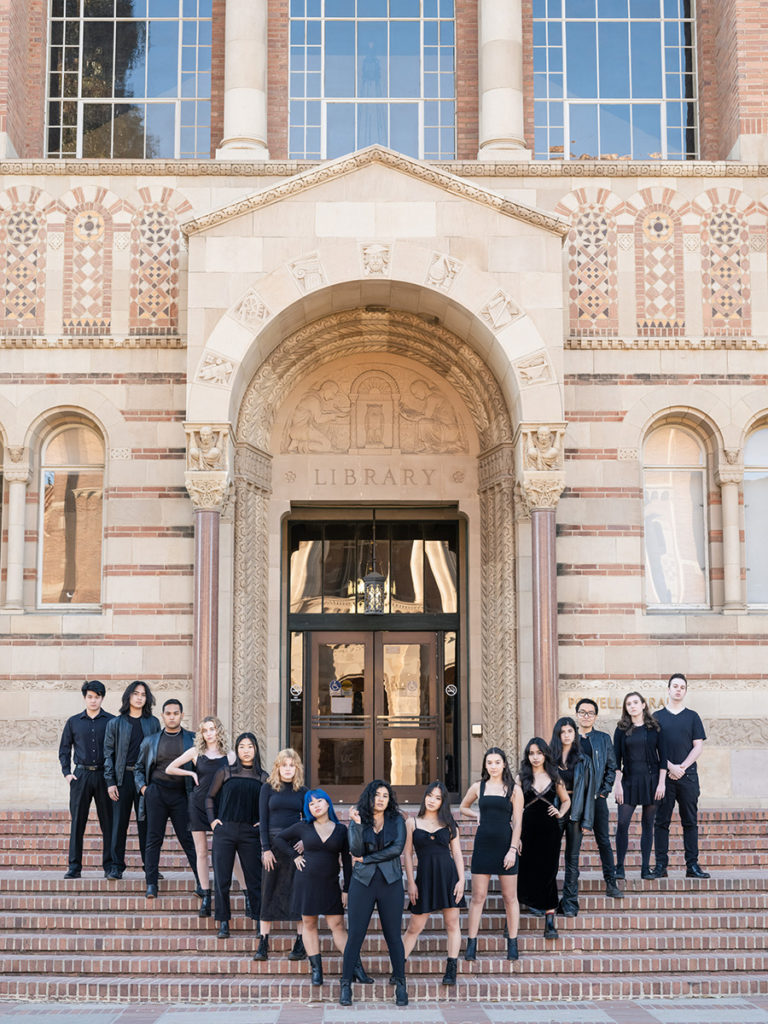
[617,691,660,733]
[550,717,581,768]
[118,680,155,717]
[356,779,400,827]
[518,737,560,795]
[480,746,515,795]
[417,780,458,839]
[233,732,266,776]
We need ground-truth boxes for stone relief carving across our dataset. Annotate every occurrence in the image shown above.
[360,243,391,277]
[707,718,768,745]
[523,426,563,472]
[284,379,351,453]
[6,446,24,463]
[184,473,230,511]
[565,336,767,351]
[197,352,234,386]
[110,447,131,460]
[186,426,228,472]
[0,335,184,349]
[724,449,740,465]
[231,288,271,329]
[399,378,465,453]
[617,448,639,461]
[514,352,554,387]
[426,252,461,292]
[8,719,61,748]
[518,474,566,514]
[288,253,326,293]
[480,290,522,330]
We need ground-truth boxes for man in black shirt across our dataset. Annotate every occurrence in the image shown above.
[103,680,160,879]
[136,698,199,898]
[58,680,115,879]
[652,673,709,879]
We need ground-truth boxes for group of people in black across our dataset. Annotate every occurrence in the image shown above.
[59,672,708,1006]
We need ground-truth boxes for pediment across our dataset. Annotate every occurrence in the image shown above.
[181,145,568,238]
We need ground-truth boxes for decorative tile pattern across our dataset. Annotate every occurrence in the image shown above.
[0,203,45,333]
[566,203,618,335]
[702,207,751,334]
[62,203,113,335]
[129,204,180,334]
[635,207,685,334]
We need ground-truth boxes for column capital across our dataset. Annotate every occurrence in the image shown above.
[716,449,743,487]
[4,465,30,484]
[185,472,230,512]
[519,472,566,514]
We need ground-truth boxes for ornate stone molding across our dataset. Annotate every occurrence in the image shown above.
[185,424,229,473]
[716,449,743,487]
[519,425,565,473]
[4,465,31,484]
[478,444,515,491]
[566,336,768,350]
[234,443,272,493]
[519,473,566,514]
[0,335,184,349]
[184,472,229,511]
[707,717,768,745]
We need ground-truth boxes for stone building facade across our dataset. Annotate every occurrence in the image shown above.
[0,0,767,809]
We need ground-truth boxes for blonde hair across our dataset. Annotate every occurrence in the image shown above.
[267,747,304,791]
[195,716,228,756]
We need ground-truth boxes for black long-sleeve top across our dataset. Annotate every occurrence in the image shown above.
[206,764,265,826]
[58,709,114,775]
[272,820,352,892]
[259,783,307,850]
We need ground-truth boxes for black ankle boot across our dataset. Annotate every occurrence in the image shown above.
[217,921,230,939]
[339,980,352,1006]
[308,953,323,986]
[288,934,306,961]
[615,864,626,880]
[544,913,558,939]
[464,936,477,960]
[506,937,519,960]
[394,977,408,1006]
[442,957,458,985]
[198,889,212,918]
[252,933,269,960]
[353,958,374,984]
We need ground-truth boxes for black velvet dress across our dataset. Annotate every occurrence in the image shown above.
[517,780,562,912]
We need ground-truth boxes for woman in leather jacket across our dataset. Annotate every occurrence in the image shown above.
[339,779,407,1008]
[550,717,589,917]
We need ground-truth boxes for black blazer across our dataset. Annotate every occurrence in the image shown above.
[348,815,406,887]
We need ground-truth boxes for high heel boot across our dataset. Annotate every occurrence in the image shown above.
[339,980,352,1006]
[308,953,323,986]
[198,889,211,918]
[353,959,374,984]
[288,934,307,961]
[464,936,478,960]
[252,933,269,960]
[544,912,559,939]
[442,957,458,985]
[393,977,408,1006]
[506,937,519,960]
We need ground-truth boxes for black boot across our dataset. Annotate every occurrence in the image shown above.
[198,889,212,918]
[339,980,352,1006]
[217,921,230,939]
[394,977,408,1006]
[252,934,269,960]
[353,959,374,984]
[544,913,558,939]
[308,953,323,986]
[442,957,458,985]
[615,864,625,880]
[464,936,477,961]
[641,862,654,880]
[506,937,519,960]
[288,934,307,961]
[244,892,253,918]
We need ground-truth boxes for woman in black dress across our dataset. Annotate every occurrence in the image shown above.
[459,747,522,961]
[515,737,570,940]
[205,732,266,939]
[340,780,407,1008]
[254,747,307,962]
[403,780,465,986]
[613,691,666,880]
[272,788,372,988]
[550,716,588,917]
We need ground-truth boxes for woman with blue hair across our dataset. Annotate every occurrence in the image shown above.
[272,789,373,988]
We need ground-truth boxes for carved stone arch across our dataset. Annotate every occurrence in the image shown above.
[230,307,519,754]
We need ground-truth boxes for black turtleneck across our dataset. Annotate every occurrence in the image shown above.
[206,763,265,826]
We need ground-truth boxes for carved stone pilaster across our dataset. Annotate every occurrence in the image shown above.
[715,449,743,487]
[478,444,517,757]
[184,472,229,511]
[232,444,273,742]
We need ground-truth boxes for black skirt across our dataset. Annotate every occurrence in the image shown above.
[261,829,301,922]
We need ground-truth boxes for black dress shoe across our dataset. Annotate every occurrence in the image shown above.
[106,869,123,880]
[605,881,624,898]
[63,869,81,879]
[614,866,625,880]
[145,884,158,898]
[217,921,230,939]
[641,868,655,880]
[651,866,668,879]
[686,863,711,879]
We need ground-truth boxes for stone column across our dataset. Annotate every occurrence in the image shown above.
[477,0,530,160]
[717,453,744,611]
[3,451,30,610]
[185,425,231,722]
[216,0,270,160]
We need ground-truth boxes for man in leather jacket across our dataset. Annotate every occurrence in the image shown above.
[135,698,200,898]
[574,698,624,899]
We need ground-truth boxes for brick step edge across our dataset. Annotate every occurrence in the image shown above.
[1,973,767,1002]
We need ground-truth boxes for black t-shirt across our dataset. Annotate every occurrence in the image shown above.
[653,707,706,769]
[126,715,145,764]
[580,733,593,759]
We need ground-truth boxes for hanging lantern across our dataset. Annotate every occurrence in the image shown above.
[363,509,385,614]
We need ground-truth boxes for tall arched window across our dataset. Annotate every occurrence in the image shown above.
[744,427,768,606]
[643,425,708,608]
[39,425,105,607]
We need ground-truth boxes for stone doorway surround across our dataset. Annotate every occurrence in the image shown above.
[180,146,569,766]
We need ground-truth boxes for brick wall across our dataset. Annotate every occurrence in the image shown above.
[210,0,225,156]
[267,0,289,160]
[455,0,478,160]
[522,0,534,154]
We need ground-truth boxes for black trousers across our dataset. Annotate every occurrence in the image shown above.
[68,767,113,874]
[560,818,582,914]
[342,872,405,982]
[143,783,198,886]
[592,795,617,882]
[110,769,146,873]
[211,821,262,923]
[654,771,700,870]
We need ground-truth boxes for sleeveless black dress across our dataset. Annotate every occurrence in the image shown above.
[408,824,466,914]
[188,753,228,832]
[517,780,562,911]
[470,780,517,876]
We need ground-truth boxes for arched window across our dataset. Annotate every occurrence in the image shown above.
[744,427,768,606]
[39,424,104,606]
[642,424,708,608]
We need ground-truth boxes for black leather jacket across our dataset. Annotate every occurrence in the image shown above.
[570,729,617,826]
[348,815,406,887]
[566,754,593,830]
[135,727,196,820]
[103,714,160,787]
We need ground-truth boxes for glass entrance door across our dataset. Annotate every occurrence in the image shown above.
[309,631,440,803]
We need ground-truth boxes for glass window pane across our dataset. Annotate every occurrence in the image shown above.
[82,102,114,157]
[390,20,420,97]
[358,101,387,147]
[358,21,387,97]
[632,102,661,157]
[644,470,707,606]
[46,426,104,466]
[41,469,104,605]
[325,20,355,97]
[82,21,114,98]
[569,103,599,158]
[115,21,146,97]
[745,473,768,604]
[317,738,365,786]
[425,538,457,612]
[644,425,703,466]
[745,428,768,466]
[383,736,432,787]
[598,21,629,97]
[145,102,176,156]
[113,102,147,156]
[566,22,598,98]
[147,19,179,97]
[599,103,631,156]
[390,535,424,613]
[290,533,323,613]
[389,102,418,156]
[289,632,304,760]
[630,21,662,97]
[326,102,356,157]
[323,533,357,613]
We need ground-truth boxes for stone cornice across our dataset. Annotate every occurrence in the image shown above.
[0,335,185,349]
[180,146,570,238]
[566,336,768,350]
